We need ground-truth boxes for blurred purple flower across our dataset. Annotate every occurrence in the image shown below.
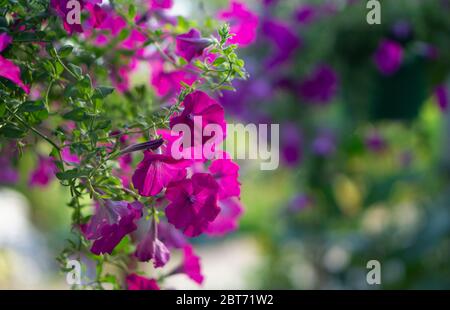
[435,84,448,112]
[0,156,18,184]
[176,29,212,62]
[312,130,336,156]
[299,65,339,104]
[373,39,404,76]
[365,131,387,152]
[392,20,413,41]
[29,156,57,187]
[281,123,303,166]
[262,19,301,68]
[288,194,313,213]
[294,4,318,25]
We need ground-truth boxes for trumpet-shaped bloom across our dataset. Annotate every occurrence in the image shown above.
[218,1,258,47]
[206,197,243,236]
[176,29,212,62]
[126,273,160,290]
[132,151,189,197]
[170,91,226,146]
[84,200,143,255]
[165,173,220,237]
[208,159,240,199]
[178,245,204,284]
[135,218,171,267]
[0,33,29,93]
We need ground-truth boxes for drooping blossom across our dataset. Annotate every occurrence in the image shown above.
[217,1,258,47]
[174,245,204,284]
[126,273,160,290]
[281,123,303,167]
[170,91,226,147]
[158,221,187,249]
[299,65,339,104]
[29,156,57,186]
[262,19,301,68]
[135,217,170,267]
[206,197,243,236]
[176,29,212,62]
[132,151,190,197]
[435,84,448,112]
[0,33,29,93]
[373,39,404,76]
[165,173,220,237]
[208,159,240,199]
[50,0,85,34]
[83,200,143,255]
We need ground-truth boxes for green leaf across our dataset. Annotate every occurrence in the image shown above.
[212,57,227,66]
[68,63,82,77]
[63,108,87,121]
[20,100,47,113]
[0,124,26,138]
[58,45,73,58]
[93,86,114,99]
[55,168,88,180]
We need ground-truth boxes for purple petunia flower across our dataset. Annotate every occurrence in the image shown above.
[29,156,57,187]
[0,33,29,93]
[126,273,160,290]
[135,217,170,268]
[299,65,338,104]
[208,158,241,199]
[206,197,243,236]
[132,151,189,197]
[435,84,448,112]
[312,130,336,157]
[165,173,220,237]
[176,29,212,62]
[281,123,303,167]
[83,200,143,255]
[373,39,404,76]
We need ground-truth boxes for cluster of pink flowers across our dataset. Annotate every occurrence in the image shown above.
[78,90,243,289]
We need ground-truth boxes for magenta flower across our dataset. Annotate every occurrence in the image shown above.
[135,217,170,267]
[50,0,84,34]
[299,65,338,104]
[177,245,204,284]
[29,156,57,187]
[373,39,404,76]
[120,29,147,50]
[151,59,197,97]
[176,29,212,62]
[218,1,259,47]
[62,147,80,164]
[83,200,142,255]
[126,273,160,290]
[165,173,220,237]
[206,197,243,236]
[208,159,240,199]
[149,0,173,10]
[132,151,189,197]
[0,33,29,93]
[170,91,226,146]
[0,33,12,51]
[435,85,448,112]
